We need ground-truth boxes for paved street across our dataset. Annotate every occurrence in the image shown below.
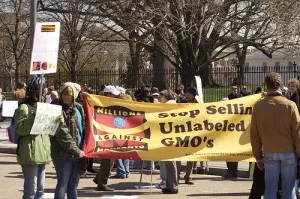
[0,153,253,199]
[0,120,254,198]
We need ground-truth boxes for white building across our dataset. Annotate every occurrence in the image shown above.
[244,50,299,85]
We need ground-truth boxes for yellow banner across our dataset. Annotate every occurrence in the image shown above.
[83,94,261,162]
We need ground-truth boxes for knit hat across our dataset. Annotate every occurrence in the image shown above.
[61,82,81,100]
[186,87,197,97]
[26,75,45,98]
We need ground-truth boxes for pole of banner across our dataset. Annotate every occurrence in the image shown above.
[39,74,44,102]
[139,161,144,189]
[30,0,37,52]
[150,161,153,193]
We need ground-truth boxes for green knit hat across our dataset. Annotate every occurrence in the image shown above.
[61,82,81,100]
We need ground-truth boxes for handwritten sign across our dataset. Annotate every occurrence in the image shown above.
[2,101,18,117]
[30,103,62,135]
[30,22,61,75]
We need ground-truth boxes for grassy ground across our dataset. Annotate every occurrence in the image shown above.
[203,87,231,102]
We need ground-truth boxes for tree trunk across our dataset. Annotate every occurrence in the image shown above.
[8,72,13,92]
[180,68,195,88]
[127,34,141,89]
[14,66,19,89]
[71,72,77,82]
[199,63,216,87]
[236,46,248,86]
[152,52,166,90]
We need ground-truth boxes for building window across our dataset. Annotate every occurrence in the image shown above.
[275,62,280,72]
[262,62,268,72]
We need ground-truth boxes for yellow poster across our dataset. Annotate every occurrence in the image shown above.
[83,94,261,162]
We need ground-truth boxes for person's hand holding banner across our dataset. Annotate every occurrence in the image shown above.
[79,150,85,158]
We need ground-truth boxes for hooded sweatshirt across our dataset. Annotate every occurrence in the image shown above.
[50,82,85,160]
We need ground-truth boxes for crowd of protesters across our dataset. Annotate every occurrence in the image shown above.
[7,72,300,198]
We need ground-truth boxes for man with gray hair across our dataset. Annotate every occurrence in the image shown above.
[250,72,300,199]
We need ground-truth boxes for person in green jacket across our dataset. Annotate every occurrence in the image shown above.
[15,75,63,199]
[51,82,85,199]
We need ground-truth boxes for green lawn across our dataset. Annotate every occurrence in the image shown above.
[203,87,231,102]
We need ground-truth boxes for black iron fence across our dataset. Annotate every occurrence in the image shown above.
[0,65,298,102]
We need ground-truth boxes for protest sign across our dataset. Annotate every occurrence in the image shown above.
[2,101,18,117]
[30,103,62,135]
[195,76,204,103]
[82,94,262,162]
[30,22,60,75]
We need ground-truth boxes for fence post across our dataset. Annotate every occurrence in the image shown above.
[25,69,29,83]
[95,68,98,91]
[293,61,298,79]
[175,68,179,87]
[58,69,61,89]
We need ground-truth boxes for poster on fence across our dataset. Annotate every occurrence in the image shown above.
[82,94,262,162]
[30,103,62,135]
[30,22,61,75]
[2,101,18,117]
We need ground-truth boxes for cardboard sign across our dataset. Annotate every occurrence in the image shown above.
[30,103,62,135]
[2,101,18,117]
[30,22,61,75]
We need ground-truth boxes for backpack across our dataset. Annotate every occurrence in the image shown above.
[7,104,31,144]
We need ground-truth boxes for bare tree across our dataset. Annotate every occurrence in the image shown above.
[39,0,112,82]
[231,1,282,85]
[139,0,285,86]
[87,0,282,86]
[39,0,286,87]
[266,0,300,58]
[0,0,30,91]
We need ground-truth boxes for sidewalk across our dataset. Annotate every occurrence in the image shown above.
[0,153,253,199]
[0,120,17,155]
[0,120,251,178]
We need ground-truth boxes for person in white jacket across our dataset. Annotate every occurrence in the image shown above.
[158,89,179,194]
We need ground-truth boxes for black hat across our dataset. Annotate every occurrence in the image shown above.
[186,87,197,96]
[26,75,45,98]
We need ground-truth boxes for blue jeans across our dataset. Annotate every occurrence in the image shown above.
[22,164,45,199]
[144,161,154,170]
[264,151,297,199]
[115,159,129,177]
[53,158,80,199]
[158,161,166,181]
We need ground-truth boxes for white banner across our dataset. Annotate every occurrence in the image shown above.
[30,22,61,75]
[195,76,204,103]
[30,103,62,135]
[2,101,18,117]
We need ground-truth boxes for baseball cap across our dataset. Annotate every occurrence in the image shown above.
[115,86,126,94]
[152,93,159,96]
[103,85,120,96]
[232,86,238,89]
